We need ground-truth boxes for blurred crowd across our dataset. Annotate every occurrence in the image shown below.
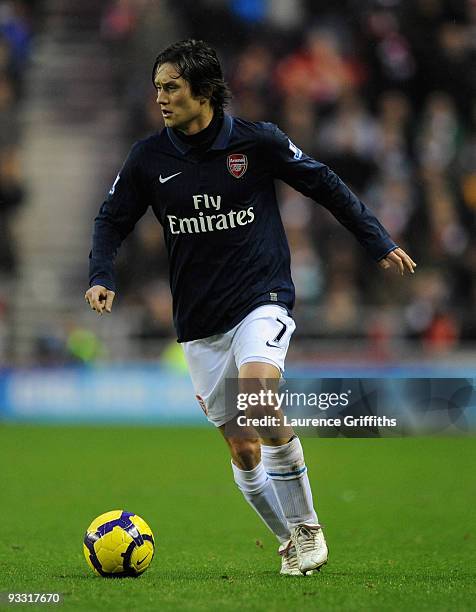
[4,0,476,362]
[98,0,476,355]
[0,0,40,357]
[0,0,34,276]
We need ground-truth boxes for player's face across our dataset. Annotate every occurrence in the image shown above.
[154,62,212,135]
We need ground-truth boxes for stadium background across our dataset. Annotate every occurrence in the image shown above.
[0,0,475,420]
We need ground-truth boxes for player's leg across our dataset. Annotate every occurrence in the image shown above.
[239,363,317,514]
[181,332,291,550]
[219,416,302,575]
[231,306,328,573]
[218,418,291,546]
[239,362,328,573]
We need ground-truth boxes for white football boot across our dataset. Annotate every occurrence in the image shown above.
[290,524,328,573]
[279,539,315,576]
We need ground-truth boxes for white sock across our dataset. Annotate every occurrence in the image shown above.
[261,437,319,529]
[231,460,290,543]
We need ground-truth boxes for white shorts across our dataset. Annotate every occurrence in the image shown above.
[182,305,296,427]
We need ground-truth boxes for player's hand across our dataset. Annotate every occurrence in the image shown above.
[378,247,417,276]
[84,285,115,315]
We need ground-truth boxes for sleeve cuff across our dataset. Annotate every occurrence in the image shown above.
[89,278,116,292]
[376,245,398,262]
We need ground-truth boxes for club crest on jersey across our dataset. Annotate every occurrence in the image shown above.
[227,153,248,178]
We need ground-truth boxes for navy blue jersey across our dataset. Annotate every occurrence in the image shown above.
[89,114,397,341]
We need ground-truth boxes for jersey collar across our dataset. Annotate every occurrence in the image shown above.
[167,114,233,155]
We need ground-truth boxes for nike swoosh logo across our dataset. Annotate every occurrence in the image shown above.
[266,341,281,348]
[159,172,182,183]
[137,553,150,566]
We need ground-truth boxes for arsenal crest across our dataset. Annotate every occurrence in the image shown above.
[227,153,248,178]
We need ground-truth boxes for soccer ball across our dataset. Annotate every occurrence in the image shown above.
[83,510,155,577]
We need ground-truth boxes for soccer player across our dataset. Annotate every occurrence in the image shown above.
[85,39,416,576]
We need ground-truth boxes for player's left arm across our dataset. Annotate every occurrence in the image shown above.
[261,123,416,275]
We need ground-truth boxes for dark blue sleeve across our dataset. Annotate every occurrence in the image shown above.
[88,142,149,291]
[261,123,397,262]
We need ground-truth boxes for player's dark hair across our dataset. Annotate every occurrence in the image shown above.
[152,39,231,112]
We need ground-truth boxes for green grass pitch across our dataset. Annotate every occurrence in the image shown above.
[0,425,475,611]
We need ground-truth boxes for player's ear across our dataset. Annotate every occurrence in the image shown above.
[199,85,213,105]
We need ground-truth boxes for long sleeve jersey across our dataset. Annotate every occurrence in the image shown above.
[89,114,397,341]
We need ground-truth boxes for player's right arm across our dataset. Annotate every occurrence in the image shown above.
[86,142,149,314]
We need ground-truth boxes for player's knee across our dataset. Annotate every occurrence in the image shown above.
[228,437,261,470]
